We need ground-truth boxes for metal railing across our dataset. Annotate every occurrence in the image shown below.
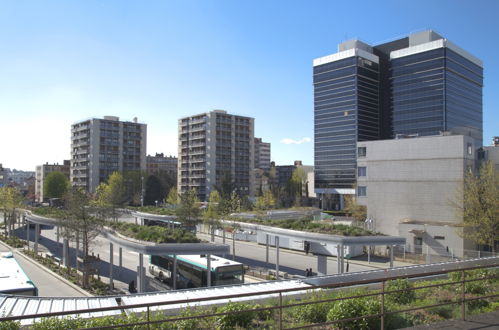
[1,258,498,329]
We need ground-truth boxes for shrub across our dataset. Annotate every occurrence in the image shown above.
[327,295,381,330]
[173,308,201,330]
[448,269,493,295]
[216,302,256,329]
[0,319,20,330]
[292,293,333,324]
[386,279,415,305]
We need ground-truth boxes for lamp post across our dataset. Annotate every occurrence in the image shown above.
[140,176,144,207]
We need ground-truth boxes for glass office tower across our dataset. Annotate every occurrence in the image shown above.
[313,31,483,210]
[390,33,483,144]
[313,41,380,209]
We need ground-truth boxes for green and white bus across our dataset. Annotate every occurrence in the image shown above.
[149,254,244,288]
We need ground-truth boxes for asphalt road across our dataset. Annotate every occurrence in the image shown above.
[11,214,404,294]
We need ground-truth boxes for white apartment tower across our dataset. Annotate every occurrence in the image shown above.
[178,110,254,201]
[71,116,147,193]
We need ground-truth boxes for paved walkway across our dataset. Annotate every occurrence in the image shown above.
[0,241,91,297]
[403,311,499,329]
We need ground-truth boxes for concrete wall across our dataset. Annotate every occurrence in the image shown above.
[357,134,477,254]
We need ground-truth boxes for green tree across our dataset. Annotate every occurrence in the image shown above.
[176,189,201,228]
[204,190,221,242]
[95,172,127,221]
[214,171,236,199]
[122,170,147,205]
[290,167,308,206]
[43,171,69,200]
[62,187,105,288]
[144,175,164,206]
[165,187,179,207]
[344,194,367,223]
[458,161,499,252]
[255,189,276,210]
[0,187,24,236]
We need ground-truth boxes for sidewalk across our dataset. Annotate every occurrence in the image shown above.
[0,240,92,297]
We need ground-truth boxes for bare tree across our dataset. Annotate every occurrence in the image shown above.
[63,187,105,288]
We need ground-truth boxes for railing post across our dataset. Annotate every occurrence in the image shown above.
[279,292,283,330]
[147,305,150,330]
[381,280,385,330]
[461,270,466,320]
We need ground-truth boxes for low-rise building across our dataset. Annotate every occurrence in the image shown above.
[356,134,482,257]
[35,161,70,203]
[146,153,177,176]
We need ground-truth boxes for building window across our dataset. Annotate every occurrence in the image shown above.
[358,147,366,157]
[467,143,473,155]
[434,236,445,240]
[358,166,367,177]
[357,186,367,197]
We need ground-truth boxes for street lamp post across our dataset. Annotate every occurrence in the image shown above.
[140,176,144,207]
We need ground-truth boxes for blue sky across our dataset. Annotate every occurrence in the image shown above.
[0,0,498,171]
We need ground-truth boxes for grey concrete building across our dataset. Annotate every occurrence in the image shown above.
[254,138,271,170]
[35,160,70,203]
[178,110,254,201]
[356,134,481,257]
[71,116,147,193]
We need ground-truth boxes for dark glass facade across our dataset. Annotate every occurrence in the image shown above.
[391,48,483,142]
[314,56,379,189]
[314,33,483,197]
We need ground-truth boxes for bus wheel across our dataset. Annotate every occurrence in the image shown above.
[158,272,164,282]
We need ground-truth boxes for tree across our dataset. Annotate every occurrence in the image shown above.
[63,187,105,288]
[344,195,367,223]
[255,190,276,211]
[176,189,201,228]
[144,175,165,206]
[458,161,499,252]
[122,170,147,205]
[95,172,127,221]
[0,187,24,236]
[165,187,179,207]
[204,190,221,242]
[43,171,68,200]
[290,167,308,206]
[213,172,236,199]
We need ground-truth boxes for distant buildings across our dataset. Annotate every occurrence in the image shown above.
[70,116,147,193]
[0,164,7,188]
[254,138,271,170]
[178,110,254,201]
[146,153,177,177]
[35,161,70,203]
[313,30,483,210]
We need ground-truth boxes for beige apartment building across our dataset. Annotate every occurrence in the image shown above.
[178,110,254,201]
[35,161,70,203]
[70,116,147,193]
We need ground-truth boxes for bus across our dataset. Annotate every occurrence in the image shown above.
[149,254,244,289]
[0,252,38,296]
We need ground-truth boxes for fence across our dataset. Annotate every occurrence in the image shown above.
[1,257,498,329]
[391,244,498,265]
